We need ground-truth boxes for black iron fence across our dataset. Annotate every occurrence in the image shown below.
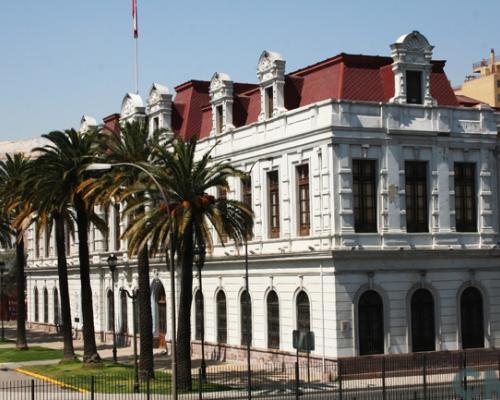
[2,349,500,399]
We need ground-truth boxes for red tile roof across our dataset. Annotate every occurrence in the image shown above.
[170,53,461,139]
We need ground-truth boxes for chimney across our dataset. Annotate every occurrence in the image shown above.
[490,49,495,73]
[102,113,121,135]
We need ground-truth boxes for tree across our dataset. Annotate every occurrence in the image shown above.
[125,138,253,389]
[0,153,31,350]
[34,129,102,363]
[15,152,83,361]
[82,120,164,378]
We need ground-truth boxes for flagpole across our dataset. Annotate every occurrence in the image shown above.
[135,36,139,94]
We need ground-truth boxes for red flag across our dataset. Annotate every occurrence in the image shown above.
[132,0,138,38]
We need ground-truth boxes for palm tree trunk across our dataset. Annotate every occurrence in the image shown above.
[54,213,76,360]
[176,224,194,390]
[15,231,28,350]
[138,244,154,380]
[75,195,100,363]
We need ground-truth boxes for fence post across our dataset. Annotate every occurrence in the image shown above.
[295,361,300,400]
[382,357,386,400]
[146,378,150,400]
[463,351,467,392]
[31,379,35,400]
[90,375,95,400]
[338,360,343,400]
[422,354,427,400]
[198,367,203,400]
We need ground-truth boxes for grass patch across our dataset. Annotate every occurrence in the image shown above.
[0,346,63,362]
[25,361,231,394]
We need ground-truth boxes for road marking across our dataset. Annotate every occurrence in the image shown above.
[14,367,89,394]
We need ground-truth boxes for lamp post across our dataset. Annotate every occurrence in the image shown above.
[107,254,118,363]
[88,162,178,399]
[194,242,207,381]
[121,287,140,393]
[0,261,6,342]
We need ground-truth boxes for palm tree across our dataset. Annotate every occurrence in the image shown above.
[34,129,102,363]
[0,153,31,350]
[81,119,163,379]
[125,138,253,389]
[15,154,81,361]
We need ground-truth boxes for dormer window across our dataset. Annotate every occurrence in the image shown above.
[210,72,234,135]
[216,105,223,134]
[257,50,286,121]
[406,70,422,104]
[147,83,173,136]
[389,31,436,106]
[265,87,274,118]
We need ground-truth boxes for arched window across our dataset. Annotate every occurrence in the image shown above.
[411,288,435,352]
[240,290,252,346]
[296,291,310,332]
[461,287,484,349]
[34,287,39,322]
[358,290,384,355]
[43,288,49,324]
[53,288,60,325]
[267,290,280,349]
[156,285,166,339]
[216,290,227,344]
[120,290,128,334]
[195,290,204,341]
[107,290,114,331]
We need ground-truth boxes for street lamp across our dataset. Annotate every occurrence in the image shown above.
[0,261,6,342]
[88,162,178,399]
[107,253,118,363]
[121,287,140,393]
[193,242,207,381]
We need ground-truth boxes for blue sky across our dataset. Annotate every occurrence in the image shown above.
[1,0,498,141]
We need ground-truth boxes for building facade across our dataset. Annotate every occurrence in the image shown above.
[23,31,500,362]
[455,49,500,108]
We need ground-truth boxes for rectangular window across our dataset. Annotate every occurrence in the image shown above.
[44,227,50,258]
[242,176,252,210]
[454,163,477,232]
[405,161,428,232]
[406,70,423,104]
[216,105,223,133]
[265,86,274,118]
[103,206,109,252]
[268,170,280,238]
[65,222,71,255]
[34,223,40,259]
[352,159,377,233]
[218,187,228,243]
[153,116,159,132]
[497,80,500,88]
[114,204,121,251]
[297,164,310,236]
[497,93,500,102]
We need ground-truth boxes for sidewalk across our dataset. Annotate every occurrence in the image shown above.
[0,321,228,371]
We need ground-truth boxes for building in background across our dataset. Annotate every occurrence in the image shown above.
[11,31,500,362]
[455,49,500,108]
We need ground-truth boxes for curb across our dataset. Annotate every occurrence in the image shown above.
[14,367,89,394]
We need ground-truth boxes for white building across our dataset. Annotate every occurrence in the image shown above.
[23,32,500,362]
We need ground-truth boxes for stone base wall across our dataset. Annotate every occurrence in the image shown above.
[190,340,335,366]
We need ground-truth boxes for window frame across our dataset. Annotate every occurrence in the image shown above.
[352,159,378,233]
[240,290,252,346]
[215,105,223,134]
[454,162,477,232]
[267,290,280,349]
[405,161,429,233]
[406,70,423,105]
[267,170,280,238]
[296,164,311,236]
[265,86,274,118]
[216,290,227,344]
[296,291,311,333]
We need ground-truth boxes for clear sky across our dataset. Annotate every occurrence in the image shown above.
[1,0,498,141]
